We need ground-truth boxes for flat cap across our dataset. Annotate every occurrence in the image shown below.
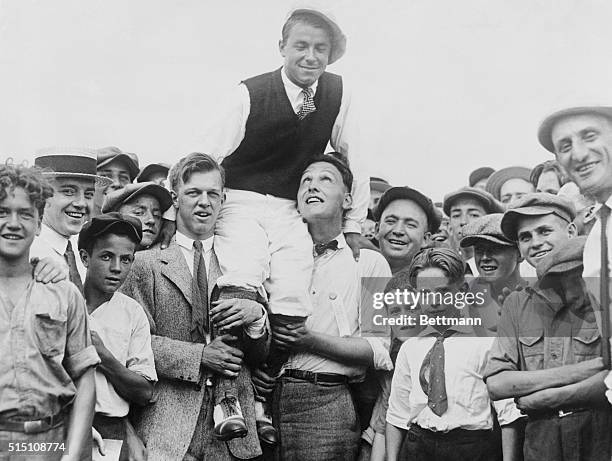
[96,146,140,180]
[443,187,504,216]
[102,182,173,214]
[460,213,515,248]
[370,176,392,194]
[137,163,170,183]
[468,167,495,187]
[485,166,532,201]
[374,186,440,233]
[78,212,143,251]
[501,192,576,241]
[538,106,612,153]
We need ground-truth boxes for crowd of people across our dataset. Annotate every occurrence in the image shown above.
[1,4,612,461]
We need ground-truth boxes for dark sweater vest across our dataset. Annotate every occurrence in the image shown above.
[221,68,343,200]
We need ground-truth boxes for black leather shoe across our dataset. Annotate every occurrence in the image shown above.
[213,397,248,441]
[256,420,278,447]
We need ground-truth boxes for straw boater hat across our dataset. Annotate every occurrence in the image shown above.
[286,4,347,64]
[35,147,112,187]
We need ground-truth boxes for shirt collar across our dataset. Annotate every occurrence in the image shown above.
[418,319,475,338]
[40,223,70,254]
[589,195,612,221]
[176,231,214,253]
[281,66,318,104]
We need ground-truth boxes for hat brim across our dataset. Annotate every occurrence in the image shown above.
[103,183,173,214]
[501,207,571,241]
[137,164,169,183]
[460,234,515,248]
[375,186,440,233]
[485,167,532,201]
[443,189,504,216]
[97,154,140,180]
[42,172,113,188]
[290,8,346,64]
[538,106,612,153]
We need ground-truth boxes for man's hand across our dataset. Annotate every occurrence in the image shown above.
[252,367,277,397]
[201,334,244,378]
[92,427,106,457]
[91,331,114,363]
[272,321,314,352]
[30,256,68,284]
[344,232,378,261]
[210,298,264,330]
[515,387,560,413]
[159,219,176,250]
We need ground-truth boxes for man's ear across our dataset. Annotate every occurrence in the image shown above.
[374,221,381,239]
[279,39,286,57]
[79,249,90,268]
[567,221,577,238]
[423,231,432,246]
[342,192,353,212]
[171,190,178,209]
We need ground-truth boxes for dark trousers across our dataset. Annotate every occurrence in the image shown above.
[0,423,66,461]
[272,377,360,461]
[400,424,501,461]
[524,408,612,461]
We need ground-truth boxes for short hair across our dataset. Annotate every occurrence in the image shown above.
[80,224,140,255]
[282,11,334,48]
[407,247,466,288]
[0,160,54,219]
[530,160,568,189]
[304,152,353,191]
[168,153,225,192]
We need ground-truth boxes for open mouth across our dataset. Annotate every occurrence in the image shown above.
[575,161,599,175]
[143,228,155,235]
[65,211,85,220]
[194,211,211,219]
[531,249,550,259]
[1,234,23,241]
[305,196,323,204]
[479,265,498,273]
[387,238,407,247]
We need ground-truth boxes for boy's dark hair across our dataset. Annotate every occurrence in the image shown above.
[168,153,225,193]
[0,161,54,219]
[530,160,568,189]
[304,152,353,191]
[407,247,466,288]
[282,11,333,51]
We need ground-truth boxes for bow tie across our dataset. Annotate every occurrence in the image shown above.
[314,239,339,255]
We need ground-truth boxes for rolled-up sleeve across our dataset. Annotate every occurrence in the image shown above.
[493,398,524,426]
[64,286,100,379]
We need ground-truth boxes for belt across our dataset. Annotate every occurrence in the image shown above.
[410,424,494,439]
[0,412,64,434]
[527,407,591,420]
[283,369,349,385]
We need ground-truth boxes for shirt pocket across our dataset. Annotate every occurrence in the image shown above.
[518,331,544,370]
[572,330,601,362]
[34,311,67,357]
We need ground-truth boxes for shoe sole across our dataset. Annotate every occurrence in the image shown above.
[213,428,248,442]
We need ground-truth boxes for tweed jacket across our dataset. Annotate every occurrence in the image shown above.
[121,241,263,460]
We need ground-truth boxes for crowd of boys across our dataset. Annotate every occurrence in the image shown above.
[2,5,612,461]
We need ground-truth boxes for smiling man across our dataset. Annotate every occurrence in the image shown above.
[374,186,440,274]
[500,193,577,271]
[31,148,112,290]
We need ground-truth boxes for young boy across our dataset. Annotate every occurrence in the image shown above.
[0,162,98,461]
[77,213,157,460]
[386,248,522,461]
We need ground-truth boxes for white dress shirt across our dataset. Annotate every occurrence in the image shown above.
[89,292,157,417]
[583,195,612,279]
[387,326,522,432]
[168,67,368,234]
[30,223,86,282]
[175,231,267,339]
[286,234,393,378]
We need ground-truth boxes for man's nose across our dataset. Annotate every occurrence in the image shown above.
[571,140,590,163]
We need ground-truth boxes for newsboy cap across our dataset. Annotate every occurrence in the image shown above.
[96,146,140,181]
[501,192,576,241]
[468,167,495,187]
[443,187,504,217]
[78,212,143,251]
[460,213,515,248]
[101,182,173,214]
[374,186,440,233]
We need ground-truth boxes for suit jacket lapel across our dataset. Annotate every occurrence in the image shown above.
[208,249,222,299]
[161,242,193,307]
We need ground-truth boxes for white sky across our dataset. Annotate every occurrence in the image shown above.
[1,0,611,202]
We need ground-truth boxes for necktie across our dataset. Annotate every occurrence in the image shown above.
[314,239,339,255]
[419,330,454,416]
[600,204,610,367]
[191,240,209,342]
[297,88,316,120]
[64,240,83,293]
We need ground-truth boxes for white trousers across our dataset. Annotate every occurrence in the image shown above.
[215,189,313,317]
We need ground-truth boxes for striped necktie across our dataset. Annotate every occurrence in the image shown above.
[64,240,83,293]
[297,88,316,120]
[191,240,209,342]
